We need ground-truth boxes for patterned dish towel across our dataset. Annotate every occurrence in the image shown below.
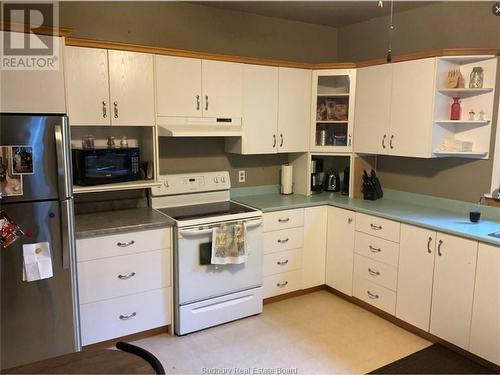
[211,222,248,265]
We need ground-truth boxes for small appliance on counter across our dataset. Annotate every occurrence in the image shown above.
[280,164,293,195]
[324,171,340,192]
[72,147,141,186]
[362,169,383,200]
[341,167,350,195]
[310,159,324,194]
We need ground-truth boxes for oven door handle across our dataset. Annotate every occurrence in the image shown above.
[178,219,263,238]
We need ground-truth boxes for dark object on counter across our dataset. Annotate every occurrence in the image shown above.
[311,173,324,193]
[72,147,141,186]
[341,167,350,195]
[469,210,481,223]
[324,171,340,192]
[489,231,500,239]
[116,342,165,374]
[362,169,383,201]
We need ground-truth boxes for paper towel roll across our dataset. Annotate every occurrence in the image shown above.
[280,164,293,195]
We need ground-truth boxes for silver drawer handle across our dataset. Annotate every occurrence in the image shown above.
[117,240,135,247]
[118,272,136,280]
[113,101,119,118]
[277,260,289,266]
[277,238,289,244]
[368,268,380,276]
[369,245,381,253]
[370,224,382,230]
[367,291,379,299]
[278,218,290,223]
[119,312,137,320]
[276,281,289,288]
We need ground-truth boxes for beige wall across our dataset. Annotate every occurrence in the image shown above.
[60,1,338,63]
[338,1,500,202]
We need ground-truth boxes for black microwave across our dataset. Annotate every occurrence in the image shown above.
[72,148,141,186]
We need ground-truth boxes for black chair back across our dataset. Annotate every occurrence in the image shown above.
[116,341,166,374]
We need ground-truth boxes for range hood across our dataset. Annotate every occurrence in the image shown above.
[157,117,243,137]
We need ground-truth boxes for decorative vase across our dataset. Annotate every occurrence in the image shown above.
[450,97,461,120]
[469,67,484,88]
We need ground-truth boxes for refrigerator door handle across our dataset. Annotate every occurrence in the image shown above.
[60,199,76,270]
[54,117,73,200]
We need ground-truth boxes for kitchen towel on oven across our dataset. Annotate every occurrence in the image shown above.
[211,222,248,265]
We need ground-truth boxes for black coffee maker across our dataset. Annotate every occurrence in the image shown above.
[324,171,340,192]
[341,167,350,195]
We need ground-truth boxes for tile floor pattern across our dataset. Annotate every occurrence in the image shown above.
[132,291,431,374]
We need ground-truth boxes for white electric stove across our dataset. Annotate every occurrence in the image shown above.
[151,171,263,335]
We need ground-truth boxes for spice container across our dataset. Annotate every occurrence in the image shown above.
[469,67,484,88]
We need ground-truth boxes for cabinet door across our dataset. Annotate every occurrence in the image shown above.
[389,58,435,157]
[201,60,242,118]
[326,207,355,296]
[396,224,436,331]
[469,243,500,365]
[430,232,478,349]
[353,64,392,154]
[1,32,65,113]
[108,50,155,126]
[155,55,202,118]
[302,206,327,289]
[64,46,110,126]
[277,67,311,153]
[241,64,279,154]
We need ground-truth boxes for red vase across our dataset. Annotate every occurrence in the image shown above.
[450,97,461,120]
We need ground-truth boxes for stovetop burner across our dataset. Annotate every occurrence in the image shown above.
[158,201,257,222]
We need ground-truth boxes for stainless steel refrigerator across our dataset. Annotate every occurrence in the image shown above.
[0,114,81,369]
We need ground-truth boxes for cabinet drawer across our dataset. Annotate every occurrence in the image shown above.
[354,231,400,266]
[263,270,302,298]
[264,249,302,276]
[353,276,396,315]
[77,228,171,262]
[355,213,400,243]
[264,227,303,254]
[354,254,398,291]
[80,287,171,346]
[78,249,171,304]
[263,209,304,232]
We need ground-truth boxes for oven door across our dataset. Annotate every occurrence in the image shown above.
[176,218,263,305]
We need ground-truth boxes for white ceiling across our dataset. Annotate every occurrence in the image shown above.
[192,1,434,28]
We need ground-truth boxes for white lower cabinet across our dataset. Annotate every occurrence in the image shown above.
[353,276,397,315]
[430,232,478,350]
[469,243,500,365]
[326,207,355,296]
[263,270,302,298]
[76,227,172,345]
[396,224,436,331]
[302,206,328,289]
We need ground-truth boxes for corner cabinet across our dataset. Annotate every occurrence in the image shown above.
[64,46,155,126]
[302,206,328,289]
[310,69,356,152]
[354,55,497,159]
[225,66,311,154]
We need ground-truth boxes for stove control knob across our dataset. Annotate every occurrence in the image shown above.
[214,177,219,183]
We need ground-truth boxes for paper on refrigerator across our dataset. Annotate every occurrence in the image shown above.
[22,242,53,282]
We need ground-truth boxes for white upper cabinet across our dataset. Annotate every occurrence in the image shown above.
[226,64,278,154]
[326,206,355,296]
[65,46,155,126]
[64,46,110,125]
[389,58,436,157]
[469,242,500,365]
[108,50,155,126]
[354,64,392,155]
[277,67,311,153]
[430,232,478,350]
[201,60,243,118]
[155,55,202,118]
[1,32,65,114]
[302,206,327,289]
[396,224,436,331]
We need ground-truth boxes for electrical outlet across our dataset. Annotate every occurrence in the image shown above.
[238,170,246,183]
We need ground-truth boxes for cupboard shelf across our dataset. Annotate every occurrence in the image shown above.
[435,120,490,126]
[73,180,161,194]
[317,93,350,97]
[432,151,488,158]
[316,120,348,124]
[438,88,494,97]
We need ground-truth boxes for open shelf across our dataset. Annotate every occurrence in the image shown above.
[316,120,349,124]
[73,180,161,194]
[435,120,490,126]
[317,93,350,98]
[433,151,488,158]
[439,55,497,65]
[438,88,493,97]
